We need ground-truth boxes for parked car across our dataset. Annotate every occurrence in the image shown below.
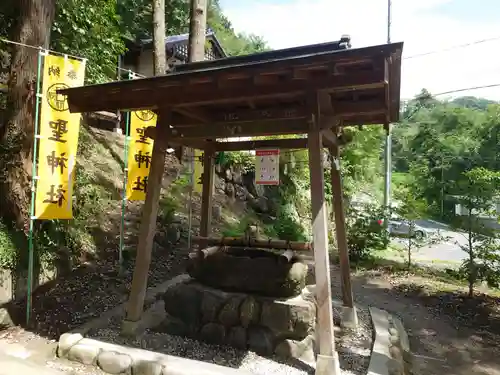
[388,220,428,240]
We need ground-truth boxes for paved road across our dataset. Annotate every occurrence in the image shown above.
[391,219,468,266]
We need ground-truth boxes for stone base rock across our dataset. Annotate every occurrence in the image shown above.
[187,246,308,298]
[160,280,316,360]
[340,306,358,329]
[315,353,341,375]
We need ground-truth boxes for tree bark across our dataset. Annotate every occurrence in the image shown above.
[152,0,166,75]
[0,0,56,231]
[188,0,208,63]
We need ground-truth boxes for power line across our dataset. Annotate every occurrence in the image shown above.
[403,36,500,60]
[401,83,500,103]
[433,83,500,97]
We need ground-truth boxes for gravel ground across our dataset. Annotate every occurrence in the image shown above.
[6,236,189,339]
[86,302,373,375]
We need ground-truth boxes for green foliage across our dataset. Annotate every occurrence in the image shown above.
[272,211,307,242]
[118,0,190,40]
[221,151,255,173]
[394,186,429,268]
[221,217,257,237]
[394,91,500,220]
[158,196,178,226]
[208,0,270,56]
[0,221,18,268]
[51,0,126,83]
[345,203,389,261]
[451,167,500,296]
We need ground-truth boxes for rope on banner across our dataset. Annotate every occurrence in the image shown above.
[0,38,86,62]
[118,70,133,274]
[26,48,45,326]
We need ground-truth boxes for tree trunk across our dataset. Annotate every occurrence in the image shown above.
[152,0,166,76]
[0,0,56,231]
[188,0,208,63]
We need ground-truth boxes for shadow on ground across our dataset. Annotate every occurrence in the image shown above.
[332,264,500,375]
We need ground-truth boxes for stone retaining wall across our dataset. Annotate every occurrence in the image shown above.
[0,267,56,305]
[57,333,252,375]
[160,281,316,360]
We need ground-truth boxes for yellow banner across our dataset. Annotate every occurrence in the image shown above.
[126,110,157,200]
[193,149,203,193]
[35,54,86,220]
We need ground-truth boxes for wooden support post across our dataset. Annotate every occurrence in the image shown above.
[199,143,215,249]
[330,144,358,328]
[308,123,341,374]
[122,109,170,335]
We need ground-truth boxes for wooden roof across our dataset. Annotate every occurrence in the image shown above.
[61,40,403,142]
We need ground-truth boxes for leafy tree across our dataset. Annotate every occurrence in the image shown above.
[394,187,429,268]
[453,167,500,297]
[51,0,126,83]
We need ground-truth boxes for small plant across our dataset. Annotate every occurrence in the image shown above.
[158,196,178,227]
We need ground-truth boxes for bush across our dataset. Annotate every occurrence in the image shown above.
[158,196,178,227]
[0,222,18,269]
[346,203,389,261]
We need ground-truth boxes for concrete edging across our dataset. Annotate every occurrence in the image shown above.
[57,334,253,375]
[367,307,411,375]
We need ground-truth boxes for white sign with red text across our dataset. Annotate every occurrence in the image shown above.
[255,149,280,185]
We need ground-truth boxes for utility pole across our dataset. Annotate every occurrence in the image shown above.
[383,0,392,210]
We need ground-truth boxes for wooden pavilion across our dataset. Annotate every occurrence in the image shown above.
[61,38,403,374]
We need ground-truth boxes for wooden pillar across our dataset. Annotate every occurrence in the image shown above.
[330,144,357,328]
[308,125,341,374]
[199,143,215,248]
[122,109,170,334]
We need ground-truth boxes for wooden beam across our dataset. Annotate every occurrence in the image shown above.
[329,145,355,312]
[308,127,338,365]
[65,67,386,113]
[307,92,339,371]
[210,106,307,125]
[169,119,310,140]
[332,98,386,116]
[123,108,171,332]
[174,107,210,123]
[192,236,313,251]
[215,138,309,151]
[173,69,386,107]
[199,143,215,249]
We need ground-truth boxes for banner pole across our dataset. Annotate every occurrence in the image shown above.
[187,148,194,250]
[26,48,44,326]
[118,70,132,274]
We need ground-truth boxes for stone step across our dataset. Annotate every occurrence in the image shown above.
[57,334,252,375]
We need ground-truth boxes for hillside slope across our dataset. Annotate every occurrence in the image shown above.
[2,125,262,338]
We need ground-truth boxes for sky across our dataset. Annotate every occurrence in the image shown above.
[219,0,500,101]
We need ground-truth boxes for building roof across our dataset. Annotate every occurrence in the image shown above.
[61,38,403,145]
[128,29,226,59]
